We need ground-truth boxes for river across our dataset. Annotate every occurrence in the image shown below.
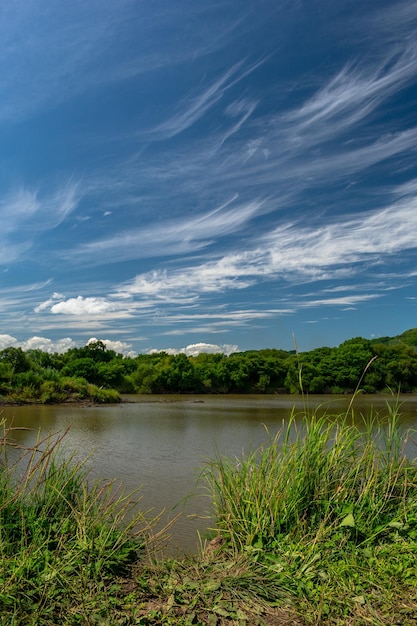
[2,394,417,554]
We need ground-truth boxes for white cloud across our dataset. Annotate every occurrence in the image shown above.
[0,182,80,266]
[34,292,66,313]
[151,59,264,140]
[285,43,417,138]
[3,3,417,351]
[0,334,135,356]
[299,294,380,308]
[0,2,265,126]
[185,342,239,356]
[20,336,77,353]
[371,0,417,44]
[0,334,18,350]
[0,334,75,354]
[49,296,117,316]
[114,194,417,305]
[1,183,79,231]
[87,336,135,356]
[35,293,142,321]
[118,261,255,301]
[66,196,263,264]
[147,343,239,356]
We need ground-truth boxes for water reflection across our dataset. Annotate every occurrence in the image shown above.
[2,394,417,553]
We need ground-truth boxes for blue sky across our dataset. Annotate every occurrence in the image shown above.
[1,0,417,356]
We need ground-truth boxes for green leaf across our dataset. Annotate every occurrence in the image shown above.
[387,521,404,529]
[352,595,365,605]
[213,606,230,617]
[204,580,221,592]
[339,513,355,528]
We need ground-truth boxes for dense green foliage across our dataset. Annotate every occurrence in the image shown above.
[1,328,417,403]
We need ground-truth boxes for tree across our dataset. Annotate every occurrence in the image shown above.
[0,347,30,374]
[61,358,99,384]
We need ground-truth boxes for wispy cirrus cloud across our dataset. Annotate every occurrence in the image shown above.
[115,192,417,303]
[4,2,417,352]
[217,52,417,196]
[0,182,79,264]
[85,32,417,243]
[55,13,417,284]
[284,43,417,138]
[151,58,265,140]
[368,0,417,45]
[0,2,254,124]
[64,196,264,264]
[299,294,381,308]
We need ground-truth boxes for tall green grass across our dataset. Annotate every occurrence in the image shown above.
[205,407,417,551]
[203,406,417,623]
[0,421,157,625]
[2,405,417,625]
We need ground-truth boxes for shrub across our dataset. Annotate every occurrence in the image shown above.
[86,383,120,403]
[40,380,65,404]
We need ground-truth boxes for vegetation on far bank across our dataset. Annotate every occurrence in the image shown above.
[1,327,417,404]
[2,404,417,625]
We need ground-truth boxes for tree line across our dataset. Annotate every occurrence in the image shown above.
[1,329,417,403]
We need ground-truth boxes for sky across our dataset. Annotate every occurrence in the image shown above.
[1,0,417,357]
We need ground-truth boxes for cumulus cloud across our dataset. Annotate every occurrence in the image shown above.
[34,292,66,313]
[36,295,118,316]
[0,333,234,357]
[20,336,77,353]
[0,334,76,354]
[0,334,19,350]
[0,334,135,356]
[51,297,115,315]
[87,337,135,356]
[147,343,239,356]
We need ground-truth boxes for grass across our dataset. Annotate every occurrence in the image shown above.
[1,403,417,624]
[0,421,160,625]
[202,404,417,624]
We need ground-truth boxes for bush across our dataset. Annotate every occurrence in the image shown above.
[86,383,120,403]
[40,380,66,404]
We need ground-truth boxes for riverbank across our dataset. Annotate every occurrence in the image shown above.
[0,377,121,406]
[2,407,417,625]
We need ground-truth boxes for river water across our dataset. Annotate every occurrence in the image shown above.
[2,394,417,554]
